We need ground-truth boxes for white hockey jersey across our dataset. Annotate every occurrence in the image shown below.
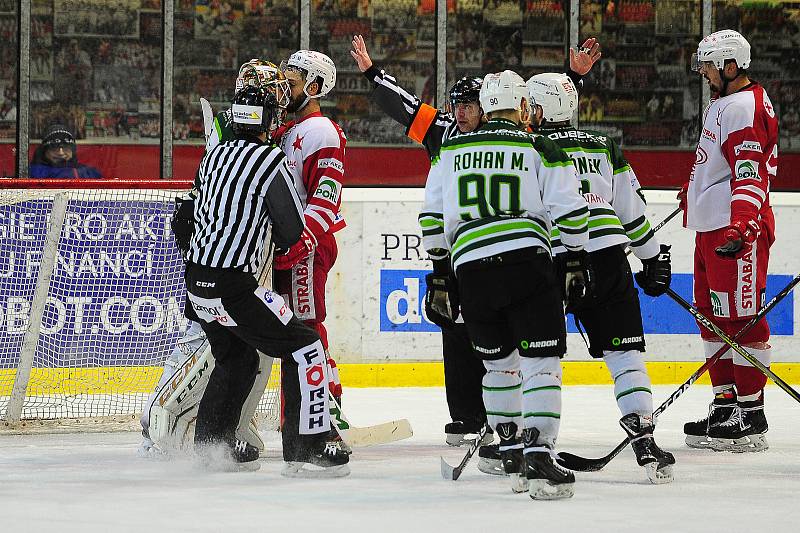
[541,127,660,260]
[686,83,778,232]
[420,119,589,270]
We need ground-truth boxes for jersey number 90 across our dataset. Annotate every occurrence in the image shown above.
[459,173,521,220]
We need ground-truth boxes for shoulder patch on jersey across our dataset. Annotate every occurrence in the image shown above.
[313,177,342,205]
[317,157,344,173]
[734,159,760,182]
[734,141,762,156]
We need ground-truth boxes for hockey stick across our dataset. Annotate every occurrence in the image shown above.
[440,424,489,480]
[328,392,413,447]
[666,287,800,403]
[625,206,681,257]
[200,98,214,143]
[556,273,800,472]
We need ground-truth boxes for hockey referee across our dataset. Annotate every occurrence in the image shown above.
[184,85,350,477]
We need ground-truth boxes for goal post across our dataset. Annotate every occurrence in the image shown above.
[0,179,280,433]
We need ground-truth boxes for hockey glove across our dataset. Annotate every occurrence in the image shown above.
[171,194,196,254]
[274,228,316,270]
[715,219,759,259]
[677,183,688,212]
[424,272,460,329]
[558,250,593,311]
[635,244,672,297]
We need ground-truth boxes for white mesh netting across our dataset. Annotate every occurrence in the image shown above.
[0,186,280,432]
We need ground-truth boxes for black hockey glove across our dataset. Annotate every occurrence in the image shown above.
[557,250,593,312]
[171,194,196,254]
[424,260,460,329]
[635,244,671,297]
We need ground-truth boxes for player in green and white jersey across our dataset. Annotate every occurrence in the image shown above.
[527,72,675,484]
[421,70,590,500]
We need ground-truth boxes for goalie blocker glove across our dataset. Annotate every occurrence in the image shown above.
[556,250,593,310]
[424,259,460,329]
[635,244,672,297]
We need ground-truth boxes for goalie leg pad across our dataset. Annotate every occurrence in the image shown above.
[482,350,522,431]
[519,356,562,449]
[603,350,653,417]
[235,352,274,451]
[149,344,215,452]
[141,320,207,433]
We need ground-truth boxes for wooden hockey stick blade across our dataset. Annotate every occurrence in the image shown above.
[341,419,413,447]
[200,98,214,142]
[440,456,457,480]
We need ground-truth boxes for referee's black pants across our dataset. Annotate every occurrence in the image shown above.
[184,263,328,459]
[442,323,487,430]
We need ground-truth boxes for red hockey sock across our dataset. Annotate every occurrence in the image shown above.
[734,365,768,399]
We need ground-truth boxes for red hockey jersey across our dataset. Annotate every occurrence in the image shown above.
[276,112,347,240]
[685,83,778,232]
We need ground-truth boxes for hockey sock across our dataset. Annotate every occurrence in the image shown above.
[519,356,562,449]
[326,350,343,400]
[734,344,771,399]
[704,340,735,391]
[603,350,653,417]
[482,351,522,432]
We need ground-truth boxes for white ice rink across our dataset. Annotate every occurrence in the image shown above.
[1,385,798,533]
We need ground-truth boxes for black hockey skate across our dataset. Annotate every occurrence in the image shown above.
[195,439,261,472]
[445,421,494,447]
[683,397,737,449]
[522,428,575,500]
[707,400,769,453]
[497,422,527,493]
[619,413,674,484]
[282,437,351,478]
[477,444,505,476]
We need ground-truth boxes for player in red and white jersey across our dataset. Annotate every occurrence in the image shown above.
[273,50,346,408]
[679,30,777,452]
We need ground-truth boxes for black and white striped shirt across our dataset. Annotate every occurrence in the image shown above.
[188,137,304,273]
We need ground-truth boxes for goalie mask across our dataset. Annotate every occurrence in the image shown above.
[526,73,578,124]
[231,85,281,136]
[235,59,290,124]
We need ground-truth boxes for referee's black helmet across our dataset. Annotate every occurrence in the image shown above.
[231,85,280,136]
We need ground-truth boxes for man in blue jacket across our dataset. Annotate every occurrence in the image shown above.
[29,125,102,178]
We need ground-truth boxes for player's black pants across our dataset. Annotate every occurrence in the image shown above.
[442,323,486,429]
[564,245,646,357]
[184,263,327,458]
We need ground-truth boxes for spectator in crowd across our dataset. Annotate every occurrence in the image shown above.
[29,124,102,178]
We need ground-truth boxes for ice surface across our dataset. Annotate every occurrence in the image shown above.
[1,385,798,532]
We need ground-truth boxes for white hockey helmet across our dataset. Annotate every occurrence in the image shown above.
[282,50,337,98]
[526,73,578,123]
[691,29,751,71]
[479,70,529,115]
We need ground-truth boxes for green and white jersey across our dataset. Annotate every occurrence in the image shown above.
[539,126,659,260]
[419,118,589,270]
[207,109,235,150]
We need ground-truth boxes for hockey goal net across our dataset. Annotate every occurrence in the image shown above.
[0,179,280,433]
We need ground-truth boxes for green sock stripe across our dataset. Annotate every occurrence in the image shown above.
[482,384,522,392]
[486,410,522,417]
[615,387,652,400]
[523,386,561,394]
[523,412,561,419]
